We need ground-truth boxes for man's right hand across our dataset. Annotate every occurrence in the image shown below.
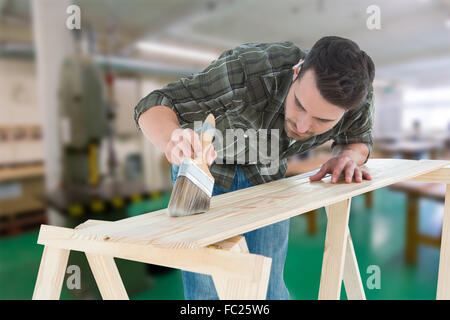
[164,128,217,166]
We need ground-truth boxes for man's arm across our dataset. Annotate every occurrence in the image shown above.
[331,142,370,166]
[134,46,246,166]
[310,87,374,184]
[138,106,181,152]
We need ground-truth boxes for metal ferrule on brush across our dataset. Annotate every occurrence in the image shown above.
[178,158,214,197]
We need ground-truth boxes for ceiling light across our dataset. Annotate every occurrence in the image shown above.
[445,18,450,29]
[136,41,219,63]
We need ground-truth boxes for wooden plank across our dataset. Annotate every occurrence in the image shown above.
[409,165,450,183]
[32,246,70,300]
[152,159,450,248]
[0,164,45,182]
[75,219,110,230]
[319,199,351,299]
[437,185,450,299]
[73,159,450,249]
[85,253,129,300]
[37,225,269,282]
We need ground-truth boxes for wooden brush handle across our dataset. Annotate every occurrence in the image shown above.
[193,113,216,167]
[201,114,215,164]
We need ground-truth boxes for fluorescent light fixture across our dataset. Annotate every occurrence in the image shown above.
[445,18,450,29]
[136,41,219,62]
[404,86,450,104]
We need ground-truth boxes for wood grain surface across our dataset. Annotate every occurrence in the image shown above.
[72,159,450,249]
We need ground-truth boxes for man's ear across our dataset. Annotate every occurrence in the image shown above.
[292,59,304,81]
[292,66,302,81]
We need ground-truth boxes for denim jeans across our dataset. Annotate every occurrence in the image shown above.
[170,164,291,300]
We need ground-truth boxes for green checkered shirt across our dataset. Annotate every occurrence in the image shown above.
[134,41,374,190]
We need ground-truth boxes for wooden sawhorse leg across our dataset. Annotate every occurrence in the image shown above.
[32,246,70,299]
[85,254,129,300]
[210,236,272,299]
[33,222,272,300]
[318,198,366,300]
[437,185,450,299]
[33,220,130,300]
[409,167,450,299]
[75,221,128,300]
[343,231,366,300]
[33,248,129,300]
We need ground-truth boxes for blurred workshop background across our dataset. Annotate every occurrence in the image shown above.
[0,0,449,300]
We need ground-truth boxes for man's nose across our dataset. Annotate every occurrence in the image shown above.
[296,115,311,134]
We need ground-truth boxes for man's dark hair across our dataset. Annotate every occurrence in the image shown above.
[297,36,375,110]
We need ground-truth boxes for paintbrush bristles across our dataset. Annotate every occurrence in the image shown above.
[167,176,211,217]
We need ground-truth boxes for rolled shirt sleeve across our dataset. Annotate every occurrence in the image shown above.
[133,48,247,131]
[134,90,174,131]
[330,87,375,164]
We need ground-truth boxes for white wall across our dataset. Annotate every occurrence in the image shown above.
[373,84,404,139]
[0,59,44,164]
[0,59,39,126]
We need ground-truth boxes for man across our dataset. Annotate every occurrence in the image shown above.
[134,36,375,300]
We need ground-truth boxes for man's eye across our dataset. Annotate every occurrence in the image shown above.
[297,103,305,111]
[317,119,333,124]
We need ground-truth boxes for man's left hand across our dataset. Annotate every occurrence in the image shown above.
[309,155,372,184]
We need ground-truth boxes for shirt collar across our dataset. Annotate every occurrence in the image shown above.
[260,67,294,116]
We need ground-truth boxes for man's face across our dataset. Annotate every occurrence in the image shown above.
[284,69,345,141]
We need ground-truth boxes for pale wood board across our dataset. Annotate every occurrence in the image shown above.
[409,165,450,183]
[0,164,44,182]
[37,225,268,282]
[437,184,450,299]
[72,159,450,249]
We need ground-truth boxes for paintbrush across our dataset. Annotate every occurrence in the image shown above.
[167,114,216,217]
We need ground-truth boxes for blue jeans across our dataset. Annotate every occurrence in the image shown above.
[170,164,291,300]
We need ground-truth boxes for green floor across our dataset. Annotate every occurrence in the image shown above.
[0,187,444,300]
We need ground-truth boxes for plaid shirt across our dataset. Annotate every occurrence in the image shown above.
[134,41,374,190]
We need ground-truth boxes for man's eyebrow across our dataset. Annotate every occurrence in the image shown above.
[294,93,337,122]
